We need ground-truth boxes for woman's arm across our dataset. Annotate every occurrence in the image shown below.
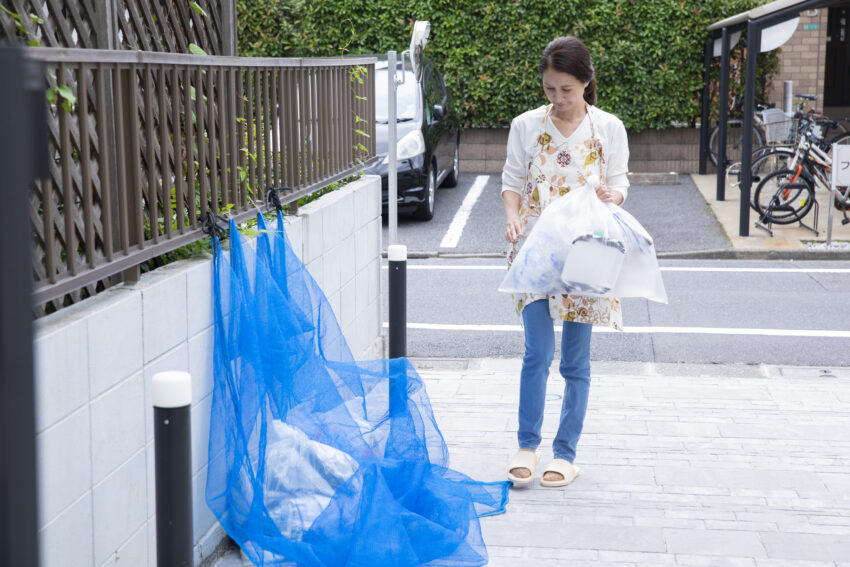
[502,115,528,242]
[599,118,630,205]
[503,190,524,242]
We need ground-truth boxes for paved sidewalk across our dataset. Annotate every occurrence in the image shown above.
[213,358,850,566]
[418,358,850,567]
[690,173,850,255]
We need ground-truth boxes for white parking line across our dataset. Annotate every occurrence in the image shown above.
[383,322,850,338]
[384,265,850,274]
[439,175,489,249]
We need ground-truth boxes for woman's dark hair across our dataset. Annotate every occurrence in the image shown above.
[539,36,597,105]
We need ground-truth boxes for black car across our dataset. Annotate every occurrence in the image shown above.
[364,56,460,220]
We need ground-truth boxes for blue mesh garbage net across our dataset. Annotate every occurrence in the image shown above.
[206,212,510,566]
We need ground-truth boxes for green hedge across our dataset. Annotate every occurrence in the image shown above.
[238,0,772,131]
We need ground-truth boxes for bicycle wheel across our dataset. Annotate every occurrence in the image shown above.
[749,147,795,184]
[753,168,815,225]
[737,147,796,212]
[709,119,766,168]
[817,117,848,139]
[831,132,850,148]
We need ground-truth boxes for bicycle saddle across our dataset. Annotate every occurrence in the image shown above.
[796,94,818,101]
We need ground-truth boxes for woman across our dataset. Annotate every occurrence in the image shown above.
[502,36,629,487]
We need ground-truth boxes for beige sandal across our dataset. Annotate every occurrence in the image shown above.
[507,449,541,486]
[540,458,580,487]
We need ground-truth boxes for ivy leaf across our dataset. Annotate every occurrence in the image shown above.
[188,43,208,56]
[190,2,209,18]
[55,85,77,113]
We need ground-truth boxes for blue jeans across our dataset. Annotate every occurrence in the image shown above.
[517,299,592,463]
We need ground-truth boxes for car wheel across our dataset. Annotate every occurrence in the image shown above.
[414,165,437,221]
[442,134,460,188]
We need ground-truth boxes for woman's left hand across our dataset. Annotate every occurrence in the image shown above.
[596,186,624,206]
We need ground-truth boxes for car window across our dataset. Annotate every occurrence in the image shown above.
[423,68,442,122]
[431,68,448,104]
[375,69,418,123]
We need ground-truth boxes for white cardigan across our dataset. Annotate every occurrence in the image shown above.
[501,105,630,201]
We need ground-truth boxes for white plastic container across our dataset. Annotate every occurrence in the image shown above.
[560,233,625,295]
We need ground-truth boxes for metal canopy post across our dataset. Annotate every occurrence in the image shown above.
[699,39,712,175]
[716,28,732,201]
[740,19,762,237]
[0,46,47,567]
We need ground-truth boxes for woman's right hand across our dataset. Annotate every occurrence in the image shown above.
[505,213,525,243]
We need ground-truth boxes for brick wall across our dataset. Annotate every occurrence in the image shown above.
[767,8,829,109]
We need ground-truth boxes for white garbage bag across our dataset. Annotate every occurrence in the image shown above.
[499,187,667,303]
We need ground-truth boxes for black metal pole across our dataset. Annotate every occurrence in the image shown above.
[388,244,407,359]
[0,45,47,567]
[699,39,712,175]
[716,27,731,201]
[152,372,194,567]
[740,20,761,237]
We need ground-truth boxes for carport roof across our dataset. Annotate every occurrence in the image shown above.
[707,0,845,31]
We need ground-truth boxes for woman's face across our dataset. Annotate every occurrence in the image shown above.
[541,69,589,115]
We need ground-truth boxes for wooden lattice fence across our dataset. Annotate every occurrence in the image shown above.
[27,48,375,313]
[0,0,235,54]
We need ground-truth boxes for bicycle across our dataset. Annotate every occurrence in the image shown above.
[710,94,849,174]
[731,111,838,211]
[752,122,850,235]
[707,95,767,171]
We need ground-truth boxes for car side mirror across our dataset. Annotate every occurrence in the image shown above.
[433,104,444,122]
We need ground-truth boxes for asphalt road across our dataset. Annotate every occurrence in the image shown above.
[382,173,850,366]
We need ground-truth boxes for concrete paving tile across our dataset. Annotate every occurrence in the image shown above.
[755,560,838,567]
[675,554,757,566]
[646,421,723,437]
[705,520,779,532]
[521,546,599,560]
[818,472,850,495]
[483,521,667,553]
[654,466,826,492]
[761,532,850,562]
[597,550,677,564]
[634,517,707,530]
[665,528,767,557]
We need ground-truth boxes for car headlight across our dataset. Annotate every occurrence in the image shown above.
[382,129,425,164]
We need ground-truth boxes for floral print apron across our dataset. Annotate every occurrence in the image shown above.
[507,104,623,330]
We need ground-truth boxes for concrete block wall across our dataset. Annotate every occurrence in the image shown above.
[460,127,706,175]
[32,174,383,567]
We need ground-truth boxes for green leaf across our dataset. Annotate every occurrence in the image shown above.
[190,2,209,18]
[55,85,77,111]
[188,43,208,56]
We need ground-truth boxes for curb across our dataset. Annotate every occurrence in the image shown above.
[627,172,680,185]
[384,249,850,261]
[657,248,850,261]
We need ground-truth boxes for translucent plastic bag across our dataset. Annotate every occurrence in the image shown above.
[499,187,667,303]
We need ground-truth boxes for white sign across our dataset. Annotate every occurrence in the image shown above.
[833,144,850,188]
